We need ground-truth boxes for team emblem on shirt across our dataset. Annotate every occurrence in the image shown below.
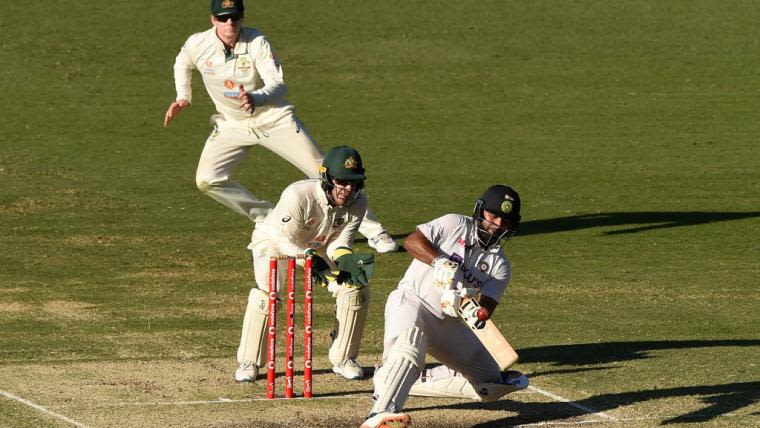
[236,56,252,72]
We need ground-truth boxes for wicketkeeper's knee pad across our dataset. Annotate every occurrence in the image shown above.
[371,326,428,414]
[328,285,370,365]
[237,287,269,367]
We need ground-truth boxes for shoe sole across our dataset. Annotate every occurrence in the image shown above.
[360,414,411,428]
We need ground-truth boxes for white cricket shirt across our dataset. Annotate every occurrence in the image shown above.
[250,179,368,259]
[398,214,512,318]
[173,27,293,125]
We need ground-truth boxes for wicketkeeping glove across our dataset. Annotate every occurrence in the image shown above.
[305,250,335,287]
[334,247,373,288]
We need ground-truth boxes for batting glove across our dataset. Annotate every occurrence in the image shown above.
[460,298,486,330]
[440,289,461,317]
[432,256,459,290]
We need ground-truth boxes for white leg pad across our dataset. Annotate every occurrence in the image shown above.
[237,288,269,366]
[371,326,427,414]
[410,367,529,402]
[328,285,370,365]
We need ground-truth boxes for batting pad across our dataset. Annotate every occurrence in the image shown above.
[410,367,528,402]
[329,285,370,365]
[237,287,269,366]
[371,326,427,414]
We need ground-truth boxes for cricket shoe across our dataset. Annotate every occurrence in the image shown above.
[235,361,258,383]
[368,232,398,254]
[360,412,411,428]
[333,358,364,380]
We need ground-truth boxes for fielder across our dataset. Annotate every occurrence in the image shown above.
[361,185,529,428]
[163,0,398,253]
[236,145,374,382]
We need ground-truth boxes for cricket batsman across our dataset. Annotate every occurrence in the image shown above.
[361,185,529,428]
[235,146,374,382]
[163,0,398,253]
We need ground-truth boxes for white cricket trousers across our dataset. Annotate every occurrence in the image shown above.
[195,113,386,238]
[382,288,501,384]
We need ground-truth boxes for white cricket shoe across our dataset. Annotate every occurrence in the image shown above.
[368,232,398,254]
[360,412,411,428]
[333,358,365,380]
[235,361,258,383]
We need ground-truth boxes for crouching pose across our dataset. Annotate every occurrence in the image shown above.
[236,146,373,382]
[361,185,529,428]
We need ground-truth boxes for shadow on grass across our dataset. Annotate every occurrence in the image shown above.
[406,340,760,425]
[406,381,759,426]
[519,339,760,366]
[520,211,760,236]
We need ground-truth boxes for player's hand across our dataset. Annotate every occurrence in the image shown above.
[238,85,255,113]
[305,251,333,286]
[440,289,461,317]
[335,249,371,288]
[432,256,459,290]
[460,298,487,330]
[163,99,189,128]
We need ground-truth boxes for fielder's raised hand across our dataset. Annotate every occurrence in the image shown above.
[163,99,190,128]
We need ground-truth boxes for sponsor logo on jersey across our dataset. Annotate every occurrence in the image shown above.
[204,60,216,75]
[456,238,466,248]
[450,253,464,265]
[222,80,240,98]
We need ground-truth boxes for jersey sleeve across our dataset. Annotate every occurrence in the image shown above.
[269,185,309,256]
[173,35,198,103]
[249,36,287,107]
[416,213,463,248]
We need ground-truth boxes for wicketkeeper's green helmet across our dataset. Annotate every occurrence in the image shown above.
[319,146,365,206]
[319,146,366,182]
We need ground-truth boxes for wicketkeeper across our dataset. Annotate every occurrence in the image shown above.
[163,0,398,253]
[361,185,529,428]
[236,146,374,382]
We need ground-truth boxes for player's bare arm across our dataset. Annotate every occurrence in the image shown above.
[403,229,441,265]
[163,99,190,128]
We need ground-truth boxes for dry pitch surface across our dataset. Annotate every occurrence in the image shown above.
[2,354,758,427]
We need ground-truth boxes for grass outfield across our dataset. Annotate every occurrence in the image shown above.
[1,0,759,426]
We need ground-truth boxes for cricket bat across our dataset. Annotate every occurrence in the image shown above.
[460,298,519,370]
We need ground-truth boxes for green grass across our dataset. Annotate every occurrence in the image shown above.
[1,0,759,426]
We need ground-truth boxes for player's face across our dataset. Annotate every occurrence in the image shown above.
[481,210,510,236]
[330,178,360,207]
[212,14,243,41]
